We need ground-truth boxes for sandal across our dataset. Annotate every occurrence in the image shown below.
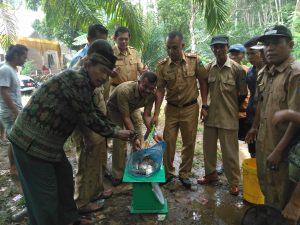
[78,199,104,214]
[94,189,113,201]
[74,215,96,225]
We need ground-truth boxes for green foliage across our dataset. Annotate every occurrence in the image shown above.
[193,0,230,34]
[21,60,34,75]
[0,3,17,50]
[292,31,300,60]
[142,22,166,71]
[26,0,145,50]
[157,0,191,36]
[0,211,9,225]
[32,19,80,49]
[25,0,40,10]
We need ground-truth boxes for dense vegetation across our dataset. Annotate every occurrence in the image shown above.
[1,0,300,69]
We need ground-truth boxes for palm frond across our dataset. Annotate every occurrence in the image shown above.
[39,0,144,49]
[42,0,99,31]
[0,3,17,50]
[96,0,144,48]
[193,0,230,34]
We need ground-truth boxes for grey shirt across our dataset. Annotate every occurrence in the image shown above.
[0,63,22,117]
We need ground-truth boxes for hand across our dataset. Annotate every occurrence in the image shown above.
[111,67,120,78]
[266,151,282,171]
[153,131,163,143]
[245,127,258,144]
[142,64,148,73]
[282,200,300,225]
[273,109,292,125]
[79,56,88,66]
[115,129,135,141]
[200,108,208,122]
[133,138,141,150]
[151,115,159,127]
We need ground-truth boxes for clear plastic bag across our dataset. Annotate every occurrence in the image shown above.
[127,141,166,177]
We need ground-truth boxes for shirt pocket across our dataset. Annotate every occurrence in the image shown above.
[221,77,235,92]
[129,58,137,65]
[115,59,125,66]
[163,71,176,89]
[273,88,287,111]
[183,68,195,78]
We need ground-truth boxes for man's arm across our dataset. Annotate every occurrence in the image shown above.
[237,68,248,107]
[143,103,154,130]
[0,87,19,120]
[267,110,300,169]
[152,88,165,126]
[245,101,261,143]
[121,112,135,131]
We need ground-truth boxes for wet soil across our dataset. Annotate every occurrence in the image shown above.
[0,130,253,225]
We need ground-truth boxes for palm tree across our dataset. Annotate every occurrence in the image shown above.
[28,0,229,49]
[193,0,229,34]
[28,0,144,48]
[0,2,17,50]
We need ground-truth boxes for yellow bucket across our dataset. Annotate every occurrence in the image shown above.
[242,158,265,204]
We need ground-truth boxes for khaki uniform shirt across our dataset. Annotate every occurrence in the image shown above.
[111,45,144,86]
[204,57,247,130]
[257,56,300,155]
[157,52,207,106]
[107,81,155,114]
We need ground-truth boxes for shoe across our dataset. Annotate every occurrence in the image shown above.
[78,200,104,214]
[111,178,122,186]
[197,171,219,185]
[179,177,192,189]
[160,175,176,186]
[74,215,96,225]
[217,165,224,175]
[229,185,239,196]
[94,189,113,201]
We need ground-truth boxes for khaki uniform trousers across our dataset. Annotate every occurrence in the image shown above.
[73,88,107,208]
[163,103,199,179]
[108,109,143,179]
[256,142,293,209]
[203,126,240,185]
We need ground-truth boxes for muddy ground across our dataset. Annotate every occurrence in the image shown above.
[0,127,253,225]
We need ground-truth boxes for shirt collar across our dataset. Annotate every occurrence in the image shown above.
[211,56,231,68]
[270,56,295,74]
[114,44,130,56]
[167,51,186,66]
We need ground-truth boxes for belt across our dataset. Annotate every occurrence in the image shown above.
[167,99,197,108]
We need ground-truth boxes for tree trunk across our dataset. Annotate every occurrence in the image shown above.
[274,0,281,23]
[189,0,196,53]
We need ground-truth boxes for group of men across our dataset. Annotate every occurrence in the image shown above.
[0,22,299,224]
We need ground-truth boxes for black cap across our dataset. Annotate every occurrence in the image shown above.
[210,35,229,46]
[258,25,293,42]
[87,40,117,69]
[244,36,261,48]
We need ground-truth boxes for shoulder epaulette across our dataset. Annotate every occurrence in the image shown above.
[157,58,168,66]
[185,52,197,58]
[128,46,136,50]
